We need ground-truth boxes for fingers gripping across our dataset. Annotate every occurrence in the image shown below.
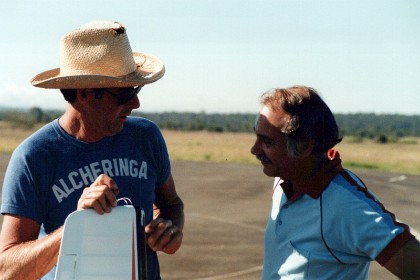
[77,174,119,214]
[145,219,183,254]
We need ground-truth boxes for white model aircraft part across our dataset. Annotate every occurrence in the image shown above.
[55,206,139,280]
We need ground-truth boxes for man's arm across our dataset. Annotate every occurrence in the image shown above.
[146,173,184,254]
[0,214,62,280]
[383,237,420,279]
[0,173,119,280]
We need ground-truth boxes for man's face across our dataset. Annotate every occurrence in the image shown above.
[250,106,301,179]
[81,87,140,140]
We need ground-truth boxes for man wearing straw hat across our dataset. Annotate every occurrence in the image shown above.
[0,21,184,279]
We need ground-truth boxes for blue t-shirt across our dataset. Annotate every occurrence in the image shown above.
[1,117,170,280]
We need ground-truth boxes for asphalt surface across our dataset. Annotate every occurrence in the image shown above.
[0,153,419,279]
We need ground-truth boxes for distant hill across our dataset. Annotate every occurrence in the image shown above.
[137,112,420,139]
[0,107,419,139]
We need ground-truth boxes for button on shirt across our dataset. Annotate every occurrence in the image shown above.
[262,150,415,280]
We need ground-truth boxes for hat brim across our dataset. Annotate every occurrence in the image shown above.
[30,52,165,89]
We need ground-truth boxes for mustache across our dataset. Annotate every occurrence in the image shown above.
[256,154,270,163]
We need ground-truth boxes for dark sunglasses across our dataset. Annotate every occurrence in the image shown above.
[94,86,142,105]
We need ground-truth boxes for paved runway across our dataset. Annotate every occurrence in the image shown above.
[0,154,419,279]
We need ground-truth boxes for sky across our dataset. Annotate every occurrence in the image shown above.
[1,0,419,115]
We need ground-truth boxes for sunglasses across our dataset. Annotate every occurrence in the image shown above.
[94,86,142,105]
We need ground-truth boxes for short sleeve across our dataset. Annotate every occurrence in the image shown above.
[1,144,46,224]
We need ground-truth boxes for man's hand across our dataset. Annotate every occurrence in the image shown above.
[77,174,119,214]
[145,218,183,254]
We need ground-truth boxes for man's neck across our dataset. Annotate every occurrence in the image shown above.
[289,154,329,193]
[58,106,102,143]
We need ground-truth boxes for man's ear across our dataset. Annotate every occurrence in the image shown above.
[297,139,315,158]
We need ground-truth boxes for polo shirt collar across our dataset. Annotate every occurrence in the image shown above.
[281,149,343,201]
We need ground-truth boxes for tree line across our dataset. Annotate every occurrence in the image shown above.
[1,107,419,141]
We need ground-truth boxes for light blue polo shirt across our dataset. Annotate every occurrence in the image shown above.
[262,151,414,280]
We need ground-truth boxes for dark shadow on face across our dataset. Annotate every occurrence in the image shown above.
[250,113,292,178]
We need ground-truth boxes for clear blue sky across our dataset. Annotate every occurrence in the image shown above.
[1,0,419,115]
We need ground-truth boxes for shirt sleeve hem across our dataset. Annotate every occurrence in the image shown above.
[1,204,41,224]
[375,230,415,266]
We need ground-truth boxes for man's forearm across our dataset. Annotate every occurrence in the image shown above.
[156,199,184,231]
[167,202,185,231]
[384,237,420,280]
[0,227,62,280]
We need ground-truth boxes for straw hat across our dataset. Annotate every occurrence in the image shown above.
[30,21,165,89]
